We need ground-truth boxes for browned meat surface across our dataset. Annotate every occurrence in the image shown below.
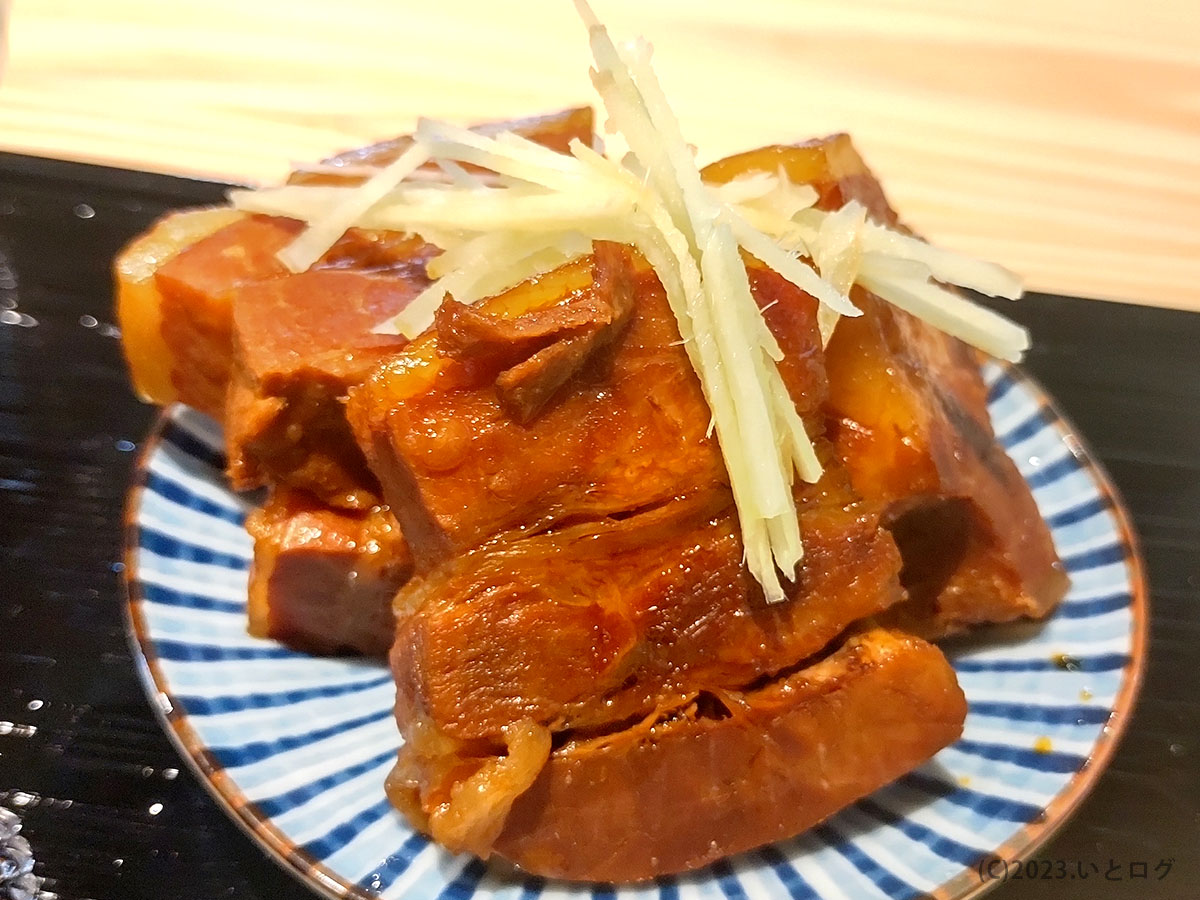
[225,234,436,508]
[367,239,919,876]
[823,290,1068,635]
[364,136,1065,879]
[116,106,597,419]
[118,213,299,416]
[122,214,429,419]
[701,133,901,228]
[115,207,247,412]
[392,483,902,742]
[349,244,828,570]
[434,243,638,423]
[119,120,1065,880]
[708,135,1067,634]
[388,628,965,881]
[245,487,411,656]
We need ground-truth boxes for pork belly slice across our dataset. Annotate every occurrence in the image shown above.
[708,135,1067,631]
[118,212,422,421]
[245,487,411,656]
[702,132,901,229]
[389,628,965,882]
[225,234,435,508]
[823,290,1068,635]
[391,478,902,742]
[115,208,269,417]
[115,108,595,419]
[151,215,307,417]
[349,242,828,569]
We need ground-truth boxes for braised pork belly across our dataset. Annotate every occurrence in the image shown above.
[115,97,1066,880]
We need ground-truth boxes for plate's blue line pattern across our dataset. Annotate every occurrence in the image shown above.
[141,581,246,615]
[517,877,547,900]
[1057,591,1130,618]
[1043,495,1111,529]
[177,673,394,716]
[757,847,821,900]
[1022,452,1082,490]
[152,638,299,662]
[257,748,397,818]
[441,860,491,900]
[709,862,747,900]
[994,405,1056,448]
[145,469,245,524]
[161,418,228,470]
[854,800,984,867]
[126,358,1142,900]
[967,700,1111,725]
[940,739,1087,773]
[1060,542,1126,570]
[209,708,394,769]
[362,832,431,895]
[304,798,398,860]
[138,526,252,567]
[984,370,1019,405]
[896,773,1041,824]
[813,829,919,900]
[952,653,1129,674]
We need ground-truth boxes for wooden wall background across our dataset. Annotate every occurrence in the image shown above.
[1,0,1197,309]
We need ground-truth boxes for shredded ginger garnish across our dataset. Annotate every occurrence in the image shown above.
[229,0,1030,603]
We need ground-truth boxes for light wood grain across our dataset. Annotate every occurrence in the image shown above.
[2,0,1197,310]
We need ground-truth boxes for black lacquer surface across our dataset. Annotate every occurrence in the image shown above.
[0,152,1196,900]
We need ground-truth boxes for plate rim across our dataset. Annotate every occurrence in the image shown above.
[122,410,359,900]
[121,359,1149,900]
[921,361,1148,900]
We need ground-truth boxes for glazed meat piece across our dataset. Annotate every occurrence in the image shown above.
[225,232,436,508]
[117,214,418,421]
[391,483,902,742]
[118,111,1065,882]
[702,132,901,228]
[368,136,1064,879]
[824,290,1068,635]
[119,213,417,420]
[149,215,306,416]
[349,243,828,569]
[390,628,966,881]
[373,241,911,874]
[245,487,411,656]
[707,136,1067,633]
[115,207,261,417]
[115,107,597,420]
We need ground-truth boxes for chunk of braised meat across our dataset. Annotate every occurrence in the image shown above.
[225,234,437,508]
[246,487,411,656]
[349,244,827,569]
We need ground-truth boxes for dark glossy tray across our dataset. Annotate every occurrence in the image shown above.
[0,151,1196,900]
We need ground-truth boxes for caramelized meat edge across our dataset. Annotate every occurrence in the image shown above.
[388,628,965,882]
